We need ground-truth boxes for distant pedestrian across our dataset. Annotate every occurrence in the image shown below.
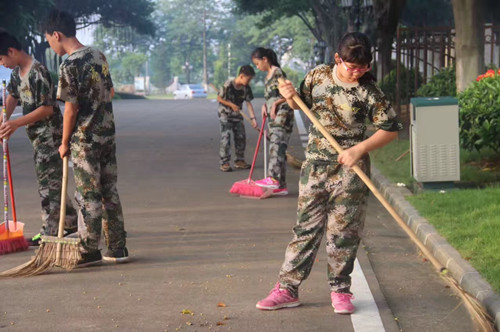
[41,10,128,266]
[217,65,258,172]
[0,29,78,246]
[256,32,402,314]
[251,48,294,196]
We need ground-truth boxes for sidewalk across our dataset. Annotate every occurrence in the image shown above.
[370,165,500,331]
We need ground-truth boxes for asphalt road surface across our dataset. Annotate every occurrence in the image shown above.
[0,98,476,331]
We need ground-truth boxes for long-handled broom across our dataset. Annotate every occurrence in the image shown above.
[0,80,28,255]
[230,114,273,199]
[0,156,82,277]
[278,78,495,332]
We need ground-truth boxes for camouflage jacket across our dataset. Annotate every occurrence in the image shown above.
[57,46,115,143]
[264,67,293,125]
[218,79,253,121]
[7,58,63,136]
[298,64,402,161]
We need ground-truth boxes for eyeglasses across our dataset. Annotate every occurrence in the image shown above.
[339,57,371,73]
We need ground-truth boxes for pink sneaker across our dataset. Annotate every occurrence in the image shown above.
[272,188,288,196]
[331,292,355,314]
[255,177,279,189]
[256,282,301,310]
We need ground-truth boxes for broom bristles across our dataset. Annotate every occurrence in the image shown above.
[286,153,303,169]
[0,236,29,255]
[443,274,496,332]
[0,240,82,278]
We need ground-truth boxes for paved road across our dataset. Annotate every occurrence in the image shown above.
[0,99,475,331]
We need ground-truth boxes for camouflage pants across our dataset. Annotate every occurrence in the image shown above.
[279,156,370,296]
[28,127,77,236]
[219,118,246,165]
[71,138,126,253]
[267,111,294,188]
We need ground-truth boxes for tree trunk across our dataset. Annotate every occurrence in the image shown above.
[373,0,406,81]
[310,0,344,63]
[452,0,485,92]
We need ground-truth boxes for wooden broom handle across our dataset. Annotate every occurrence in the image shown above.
[57,156,68,240]
[278,78,445,272]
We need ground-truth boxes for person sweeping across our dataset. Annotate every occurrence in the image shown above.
[217,65,258,172]
[0,29,78,246]
[251,48,294,196]
[256,32,402,314]
[42,10,128,266]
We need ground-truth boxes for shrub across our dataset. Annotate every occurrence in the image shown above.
[379,62,423,104]
[416,66,456,97]
[458,68,500,153]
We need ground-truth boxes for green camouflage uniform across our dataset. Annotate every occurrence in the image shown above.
[278,64,402,296]
[264,68,294,189]
[57,47,126,253]
[218,79,253,165]
[7,59,77,235]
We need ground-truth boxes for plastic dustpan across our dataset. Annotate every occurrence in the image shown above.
[0,220,25,240]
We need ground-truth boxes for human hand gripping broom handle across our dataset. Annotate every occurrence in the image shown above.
[55,155,69,265]
[276,78,444,272]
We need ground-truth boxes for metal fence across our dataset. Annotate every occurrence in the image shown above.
[385,24,500,131]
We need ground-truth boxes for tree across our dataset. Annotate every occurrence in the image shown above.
[451,0,485,92]
[233,0,406,80]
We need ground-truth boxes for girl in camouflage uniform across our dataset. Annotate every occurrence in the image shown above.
[257,32,402,314]
[0,29,77,245]
[251,48,294,195]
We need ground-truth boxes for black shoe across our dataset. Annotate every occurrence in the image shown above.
[77,251,103,268]
[102,247,129,263]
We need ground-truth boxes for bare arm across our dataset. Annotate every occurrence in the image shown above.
[246,101,257,128]
[0,103,54,138]
[59,101,78,158]
[4,95,18,119]
[338,129,398,167]
[217,95,239,111]
[277,80,300,109]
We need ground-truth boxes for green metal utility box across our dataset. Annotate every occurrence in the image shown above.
[410,97,460,183]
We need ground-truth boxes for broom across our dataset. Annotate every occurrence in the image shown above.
[278,78,496,332]
[230,114,273,199]
[0,156,82,277]
[0,80,28,255]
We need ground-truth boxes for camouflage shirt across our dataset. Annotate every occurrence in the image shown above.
[218,79,253,121]
[57,46,115,143]
[264,67,293,125]
[299,64,402,161]
[7,58,63,134]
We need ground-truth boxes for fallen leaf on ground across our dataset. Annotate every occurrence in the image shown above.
[181,309,194,315]
[217,302,226,307]
[216,321,225,326]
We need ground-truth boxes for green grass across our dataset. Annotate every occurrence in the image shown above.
[370,139,414,185]
[371,139,500,292]
[407,188,500,293]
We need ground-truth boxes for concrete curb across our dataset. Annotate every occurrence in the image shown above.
[370,165,500,331]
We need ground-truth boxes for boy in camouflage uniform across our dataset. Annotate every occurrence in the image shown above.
[42,10,128,266]
[257,32,402,314]
[0,29,77,245]
[217,65,257,172]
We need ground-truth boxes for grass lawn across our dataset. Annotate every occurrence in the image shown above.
[407,188,500,293]
[371,138,500,293]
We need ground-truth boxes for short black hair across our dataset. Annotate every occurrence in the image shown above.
[40,10,76,37]
[239,65,255,77]
[0,28,22,56]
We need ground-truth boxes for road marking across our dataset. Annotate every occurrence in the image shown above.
[295,109,385,332]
